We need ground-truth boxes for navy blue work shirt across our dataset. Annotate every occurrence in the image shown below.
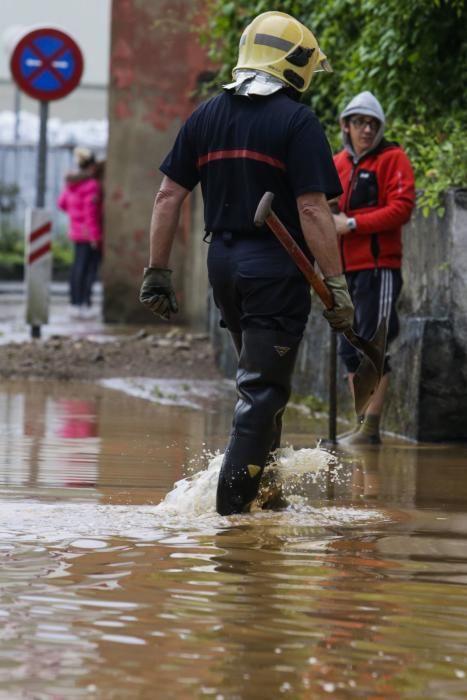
[160,90,342,240]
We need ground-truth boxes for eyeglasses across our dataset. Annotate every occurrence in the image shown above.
[349,116,379,131]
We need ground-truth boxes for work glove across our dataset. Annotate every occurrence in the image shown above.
[322,274,354,332]
[139,267,178,320]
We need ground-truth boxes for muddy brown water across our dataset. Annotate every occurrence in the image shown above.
[1,379,467,700]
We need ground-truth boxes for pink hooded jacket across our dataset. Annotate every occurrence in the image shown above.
[57,174,103,245]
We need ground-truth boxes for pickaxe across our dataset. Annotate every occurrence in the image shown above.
[254,191,387,416]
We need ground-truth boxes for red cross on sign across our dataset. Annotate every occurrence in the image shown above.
[10,27,84,101]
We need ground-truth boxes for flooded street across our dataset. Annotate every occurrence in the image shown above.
[1,379,467,699]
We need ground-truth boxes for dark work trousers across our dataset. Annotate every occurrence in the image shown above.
[70,242,101,307]
[207,231,311,337]
[207,231,311,514]
[339,268,403,375]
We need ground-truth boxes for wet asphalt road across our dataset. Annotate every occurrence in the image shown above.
[0,280,104,344]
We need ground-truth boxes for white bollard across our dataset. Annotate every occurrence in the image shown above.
[24,207,52,337]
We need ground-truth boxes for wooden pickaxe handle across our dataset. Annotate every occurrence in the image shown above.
[254,192,334,310]
[254,191,388,416]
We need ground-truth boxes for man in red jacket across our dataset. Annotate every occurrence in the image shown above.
[332,91,415,444]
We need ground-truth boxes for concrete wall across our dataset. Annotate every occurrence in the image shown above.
[384,190,467,441]
[103,0,211,323]
[210,190,467,442]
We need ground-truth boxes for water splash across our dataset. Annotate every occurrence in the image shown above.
[0,448,382,547]
[155,453,223,516]
[155,446,341,516]
[275,445,338,478]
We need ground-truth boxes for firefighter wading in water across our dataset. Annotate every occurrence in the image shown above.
[139,11,355,515]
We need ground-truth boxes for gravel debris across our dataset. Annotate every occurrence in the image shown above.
[0,328,221,382]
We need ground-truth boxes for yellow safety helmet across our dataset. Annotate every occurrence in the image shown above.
[234,11,331,94]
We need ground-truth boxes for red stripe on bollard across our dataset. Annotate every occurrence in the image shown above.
[29,241,51,264]
[29,221,52,243]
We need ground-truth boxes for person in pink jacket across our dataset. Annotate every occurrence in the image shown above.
[58,146,104,319]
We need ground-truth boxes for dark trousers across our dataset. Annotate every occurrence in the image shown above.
[207,231,311,337]
[207,231,311,514]
[339,268,403,374]
[70,242,101,307]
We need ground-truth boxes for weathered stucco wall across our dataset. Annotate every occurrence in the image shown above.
[384,190,467,441]
[210,190,467,442]
[103,0,210,323]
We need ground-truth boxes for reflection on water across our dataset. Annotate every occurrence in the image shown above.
[1,380,467,699]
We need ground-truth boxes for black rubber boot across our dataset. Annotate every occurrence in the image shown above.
[216,435,272,514]
[216,329,300,515]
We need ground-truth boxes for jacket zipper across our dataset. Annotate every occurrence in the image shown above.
[341,161,357,272]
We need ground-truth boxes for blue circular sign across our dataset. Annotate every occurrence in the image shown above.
[10,27,84,101]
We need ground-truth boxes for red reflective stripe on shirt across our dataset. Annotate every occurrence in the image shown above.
[197,149,286,170]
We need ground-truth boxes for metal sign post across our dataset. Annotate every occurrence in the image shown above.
[25,100,51,338]
[9,26,84,338]
[36,100,49,209]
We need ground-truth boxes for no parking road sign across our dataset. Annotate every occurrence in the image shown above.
[9,27,84,336]
[10,27,83,101]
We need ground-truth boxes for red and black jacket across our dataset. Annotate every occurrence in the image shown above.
[333,140,415,272]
